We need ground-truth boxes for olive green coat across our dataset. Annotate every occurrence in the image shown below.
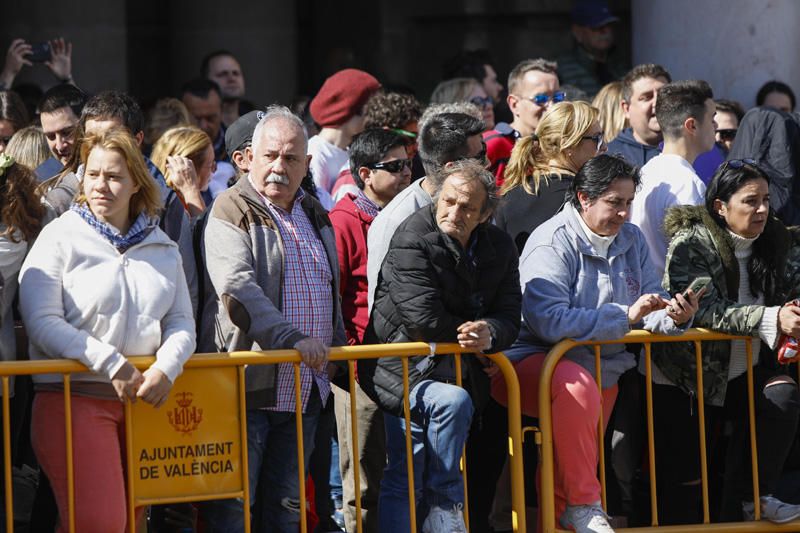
[652,205,800,406]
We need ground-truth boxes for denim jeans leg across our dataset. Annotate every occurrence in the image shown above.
[202,409,270,533]
[260,391,322,533]
[413,380,474,507]
[379,410,425,533]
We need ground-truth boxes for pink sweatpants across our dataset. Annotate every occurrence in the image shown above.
[492,353,618,530]
[31,392,141,533]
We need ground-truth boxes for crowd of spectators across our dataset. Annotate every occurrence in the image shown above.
[3,1,800,532]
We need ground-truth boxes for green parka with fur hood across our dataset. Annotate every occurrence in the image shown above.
[652,205,800,406]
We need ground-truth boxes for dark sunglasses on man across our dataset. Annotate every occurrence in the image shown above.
[366,159,414,173]
[716,128,737,142]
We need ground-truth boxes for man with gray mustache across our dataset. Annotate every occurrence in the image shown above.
[199,105,346,531]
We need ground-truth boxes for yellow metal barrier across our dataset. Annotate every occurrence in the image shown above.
[0,342,527,533]
[538,328,800,533]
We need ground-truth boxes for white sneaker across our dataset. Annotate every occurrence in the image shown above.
[559,502,615,533]
[743,495,800,524]
[422,503,467,533]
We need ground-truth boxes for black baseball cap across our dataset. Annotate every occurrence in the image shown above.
[224,110,265,155]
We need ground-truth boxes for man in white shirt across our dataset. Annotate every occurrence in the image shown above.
[630,80,717,280]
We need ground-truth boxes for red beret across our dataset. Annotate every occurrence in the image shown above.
[309,69,381,128]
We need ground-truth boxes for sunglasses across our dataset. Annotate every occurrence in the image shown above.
[459,143,487,165]
[716,128,737,142]
[719,158,757,173]
[582,132,605,151]
[367,158,413,173]
[469,96,493,108]
[518,91,567,106]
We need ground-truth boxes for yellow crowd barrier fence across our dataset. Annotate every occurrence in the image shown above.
[0,342,527,533]
[538,328,800,533]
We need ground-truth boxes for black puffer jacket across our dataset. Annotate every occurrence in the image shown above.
[728,106,800,224]
[360,204,521,416]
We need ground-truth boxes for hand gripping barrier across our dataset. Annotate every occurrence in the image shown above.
[0,342,527,533]
[538,328,800,533]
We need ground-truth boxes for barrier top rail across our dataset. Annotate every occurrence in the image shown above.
[0,342,494,374]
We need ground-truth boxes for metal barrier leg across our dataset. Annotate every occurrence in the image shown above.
[2,377,12,533]
[63,376,76,533]
[124,398,136,533]
[454,354,470,531]
[401,357,417,533]
[294,363,307,533]
[693,341,711,524]
[239,367,251,533]
[643,343,659,526]
[347,360,364,533]
[745,340,761,521]
[593,346,607,512]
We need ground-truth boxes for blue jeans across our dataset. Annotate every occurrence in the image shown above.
[202,390,322,533]
[379,380,474,533]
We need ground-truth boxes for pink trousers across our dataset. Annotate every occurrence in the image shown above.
[31,392,142,533]
[492,353,618,530]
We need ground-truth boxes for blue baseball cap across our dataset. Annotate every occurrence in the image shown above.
[572,0,619,28]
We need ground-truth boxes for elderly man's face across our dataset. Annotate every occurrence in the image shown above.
[248,118,310,210]
[436,174,490,248]
[572,23,615,53]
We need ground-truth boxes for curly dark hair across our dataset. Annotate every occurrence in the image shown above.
[0,161,44,242]
[363,92,422,130]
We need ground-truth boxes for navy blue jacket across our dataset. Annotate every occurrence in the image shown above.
[607,128,661,168]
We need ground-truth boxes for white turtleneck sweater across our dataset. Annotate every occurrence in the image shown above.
[576,212,617,257]
[726,230,779,380]
[647,230,779,385]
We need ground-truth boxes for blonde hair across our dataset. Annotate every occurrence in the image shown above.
[150,126,212,188]
[5,126,50,170]
[78,127,161,220]
[503,101,599,195]
[144,98,192,147]
[592,81,627,143]
[430,78,481,105]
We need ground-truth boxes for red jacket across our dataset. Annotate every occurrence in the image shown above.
[483,122,519,188]
[329,193,375,345]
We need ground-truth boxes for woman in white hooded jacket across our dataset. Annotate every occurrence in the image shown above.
[19,127,195,532]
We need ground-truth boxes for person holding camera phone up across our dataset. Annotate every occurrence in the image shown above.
[0,37,74,91]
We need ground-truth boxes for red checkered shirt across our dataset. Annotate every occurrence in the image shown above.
[255,183,334,413]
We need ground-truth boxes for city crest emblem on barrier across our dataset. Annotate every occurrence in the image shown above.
[167,392,204,434]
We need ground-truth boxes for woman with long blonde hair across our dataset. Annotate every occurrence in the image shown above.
[430,77,495,130]
[494,100,605,251]
[592,81,627,144]
[151,125,214,217]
